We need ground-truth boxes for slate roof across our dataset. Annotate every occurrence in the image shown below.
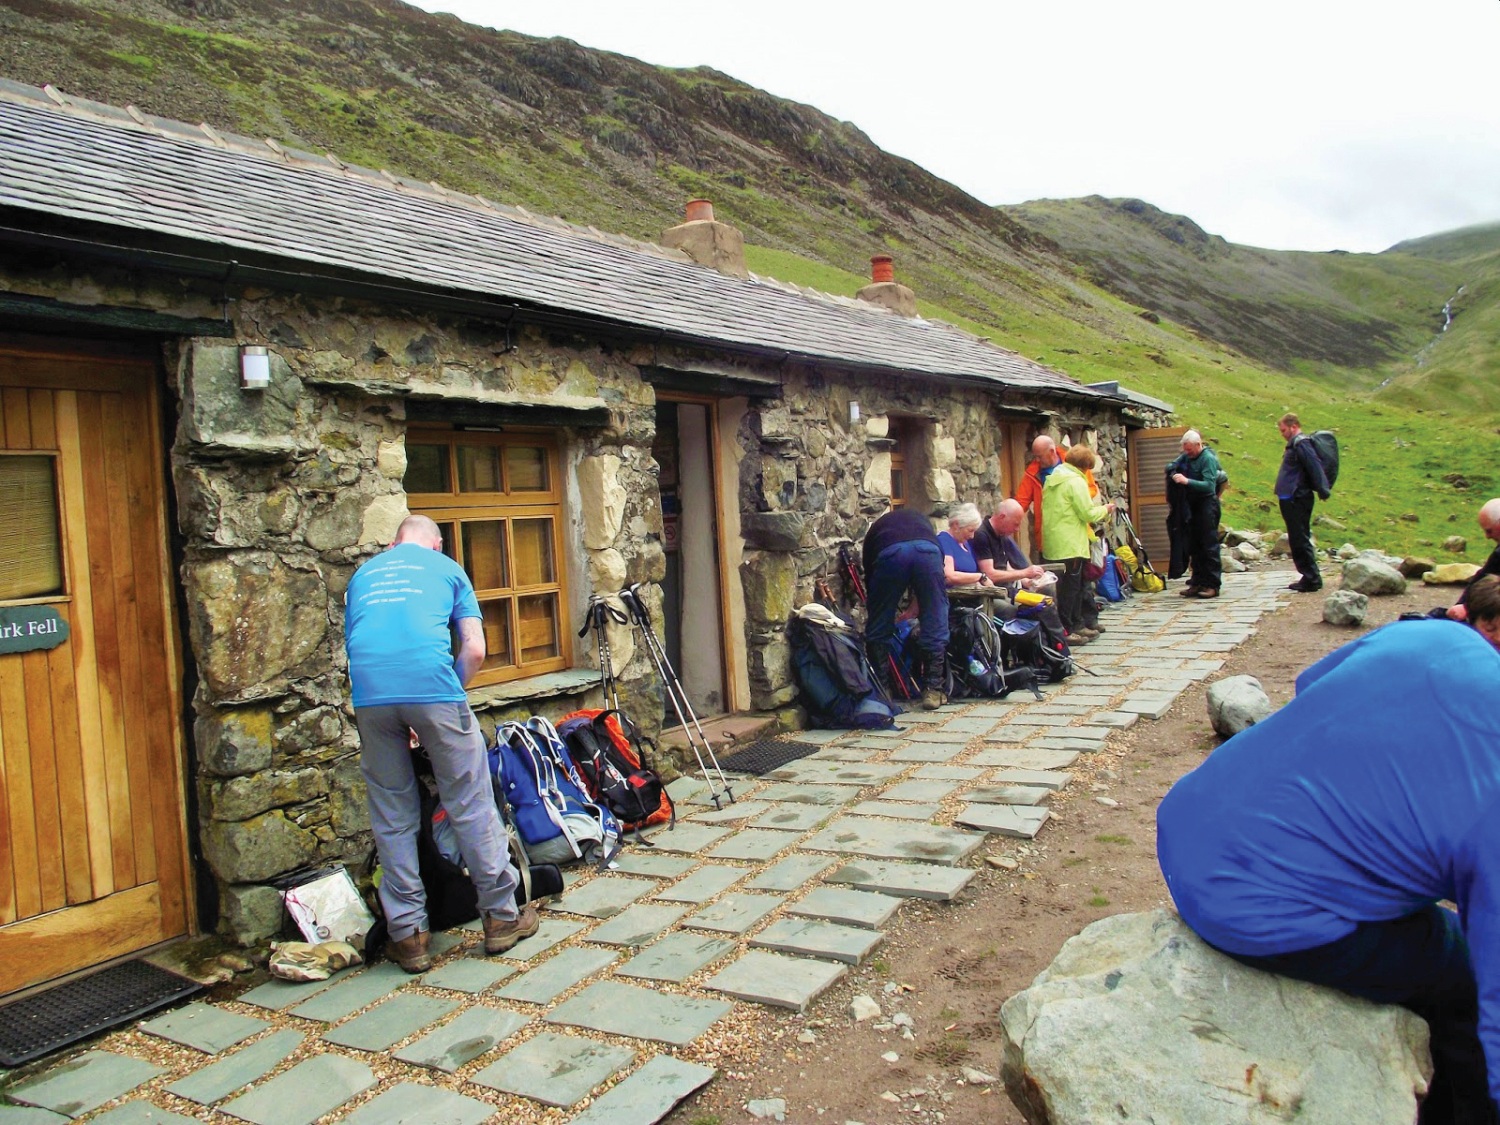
[0,83,1107,401]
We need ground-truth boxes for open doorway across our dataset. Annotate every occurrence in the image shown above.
[653,398,727,723]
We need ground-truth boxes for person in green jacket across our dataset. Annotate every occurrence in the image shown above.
[1166,429,1223,598]
[1042,445,1115,641]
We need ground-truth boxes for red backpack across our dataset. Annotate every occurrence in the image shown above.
[556,709,675,835]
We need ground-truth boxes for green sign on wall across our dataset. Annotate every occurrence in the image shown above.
[0,605,69,655]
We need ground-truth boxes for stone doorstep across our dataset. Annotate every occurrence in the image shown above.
[657,712,777,760]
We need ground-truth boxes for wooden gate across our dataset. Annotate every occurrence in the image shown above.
[1126,426,1187,575]
[0,334,190,995]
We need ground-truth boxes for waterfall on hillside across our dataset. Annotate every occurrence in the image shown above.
[1441,285,1465,331]
[1395,284,1468,382]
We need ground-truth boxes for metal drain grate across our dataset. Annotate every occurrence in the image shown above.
[715,738,822,777]
[0,960,202,1066]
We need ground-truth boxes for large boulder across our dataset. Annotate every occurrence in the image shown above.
[1424,562,1481,586]
[1205,675,1272,737]
[1341,556,1406,596]
[1323,589,1369,627]
[1000,910,1431,1125]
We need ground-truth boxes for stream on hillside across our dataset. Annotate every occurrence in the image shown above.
[1383,284,1466,386]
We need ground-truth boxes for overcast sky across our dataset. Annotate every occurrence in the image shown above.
[406,0,1500,254]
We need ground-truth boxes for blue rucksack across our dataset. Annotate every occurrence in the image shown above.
[788,606,900,729]
[490,717,620,867]
[1097,552,1125,602]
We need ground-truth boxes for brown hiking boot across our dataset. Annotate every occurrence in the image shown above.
[483,903,540,955]
[385,929,432,974]
[918,687,945,711]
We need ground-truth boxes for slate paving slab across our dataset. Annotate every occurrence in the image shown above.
[567,1055,716,1125]
[585,903,691,946]
[546,980,732,1046]
[609,852,698,879]
[972,750,1080,774]
[912,765,984,781]
[1091,711,1139,729]
[954,803,1052,839]
[340,1082,494,1125]
[420,958,517,994]
[617,933,737,983]
[966,784,1052,806]
[810,746,875,761]
[236,966,356,1011]
[664,776,710,806]
[939,716,1002,734]
[846,800,941,821]
[549,876,658,918]
[490,917,586,961]
[220,1053,376,1125]
[139,1001,268,1054]
[288,962,410,1022]
[688,800,772,824]
[686,892,784,934]
[653,865,749,904]
[746,853,836,892]
[322,993,460,1051]
[803,819,981,866]
[10,1052,165,1118]
[640,823,733,854]
[472,1030,635,1108]
[750,804,832,832]
[1119,696,1175,719]
[766,762,904,785]
[752,782,861,806]
[86,1105,196,1125]
[751,918,884,964]
[787,885,902,929]
[496,947,619,1004]
[887,743,963,763]
[826,859,976,901]
[708,829,802,862]
[988,768,1072,790]
[1030,737,1111,755]
[393,1005,530,1071]
[166,1030,306,1106]
[877,778,959,802]
[0,1108,70,1124]
[705,950,846,1011]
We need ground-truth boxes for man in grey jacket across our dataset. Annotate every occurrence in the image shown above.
[1275,413,1331,592]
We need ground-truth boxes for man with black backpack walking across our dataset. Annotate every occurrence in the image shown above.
[1276,413,1332,592]
[345,515,538,972]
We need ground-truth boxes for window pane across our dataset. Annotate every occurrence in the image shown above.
[436,521,457,560]
[479,598,513,671]
[0,456,64,601]
[506,445,549,492]
[518,593,560,662]
[462,520,508,591]
[512,518,555,586]
[405,443,450,493]
[457,444,502,493]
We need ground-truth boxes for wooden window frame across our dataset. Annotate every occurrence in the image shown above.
[404,426,570,687]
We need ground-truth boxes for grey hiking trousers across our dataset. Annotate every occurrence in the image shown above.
[356,701,520,941]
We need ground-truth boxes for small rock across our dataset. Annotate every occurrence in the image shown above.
[961,1066,998,1085]
[797,1030,817,1044]
[1095,796,1119,808]
[1231,542,1262,563]
[872,1022,894,1031]
[1266,532,1291,557]
[880,1091,901,1103]
[1314,515,1347,531]
[1223,555,1248,573]
[1323,590,1368,627]
[882,1051,900,1063]
[1089,783,1109,792]
[1206,675,1273,738]
[748,1098,788,1122]
[883,982,900,995]
[850,995,882,1022]
[892,1013,915,1027]
[216,952,255,973]
[1398,512,1420,523]
[1336,543,1360,560]
[901,1026,915,1040]
[985,855,1019,871]
[1443,535,1468,553]
[1342,556,1406,596]
[1398,556,1436,578]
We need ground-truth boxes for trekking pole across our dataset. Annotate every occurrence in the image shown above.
[578,595,629,711]
[620,583,735,809]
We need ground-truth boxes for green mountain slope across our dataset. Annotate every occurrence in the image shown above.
[2,0,1496,557]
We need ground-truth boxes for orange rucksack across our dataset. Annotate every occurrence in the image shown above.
[555,709,675,833]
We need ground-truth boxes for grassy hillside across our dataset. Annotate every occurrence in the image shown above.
[2,0,1497,560]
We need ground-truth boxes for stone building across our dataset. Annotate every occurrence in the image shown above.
[0,83,1167,987]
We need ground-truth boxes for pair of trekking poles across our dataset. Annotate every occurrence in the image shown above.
[579,586,736,810]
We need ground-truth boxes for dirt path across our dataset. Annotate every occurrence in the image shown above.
[674,578,1443,1125]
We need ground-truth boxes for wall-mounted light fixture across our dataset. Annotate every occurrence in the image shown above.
[240,345,270,391]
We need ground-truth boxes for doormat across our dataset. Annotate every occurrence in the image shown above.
[716,738,822,777]
[0,960,202,1066]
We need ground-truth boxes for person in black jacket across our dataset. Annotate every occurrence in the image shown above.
[1275,413,1331,592]
[1447,499,1500,623]
[862,507,949,710]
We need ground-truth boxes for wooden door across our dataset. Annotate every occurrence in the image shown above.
[0,335,189,995]
[998,421,1031,556]
[1126,426,1187,573]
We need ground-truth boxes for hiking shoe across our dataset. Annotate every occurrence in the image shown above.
[1088,623,1107,634]
[1064,631,1092,646]
[386,929,432,974]
[1288,580,1322,593]
[483,903,540,955]
[1193,587,1220,599]
[1178,585,1200,597]
[1074,627,1101,640]
[918,687,945,711]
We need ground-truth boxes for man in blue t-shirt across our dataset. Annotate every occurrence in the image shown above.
[345,515,536,971]
[1158,621,1500,1122]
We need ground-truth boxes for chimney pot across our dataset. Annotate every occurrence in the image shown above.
[685,198,715,223]
[870,255,895,284]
